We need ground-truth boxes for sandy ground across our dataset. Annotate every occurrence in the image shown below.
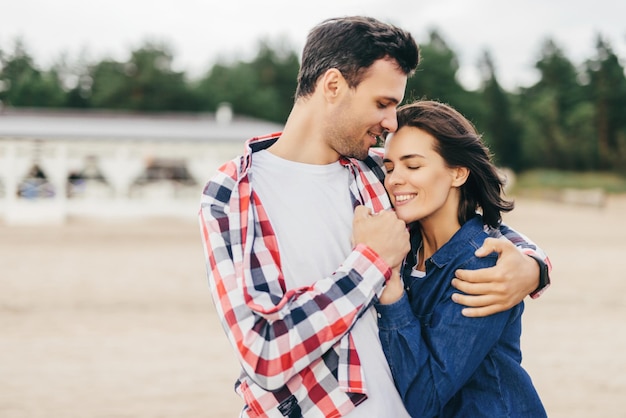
[1,195,625,418]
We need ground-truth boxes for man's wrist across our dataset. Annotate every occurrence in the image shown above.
[528,254,551,299]
[353,243,393,281]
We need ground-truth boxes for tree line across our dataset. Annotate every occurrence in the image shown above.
[1,30,625,173]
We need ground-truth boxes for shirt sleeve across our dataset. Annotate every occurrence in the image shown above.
[376,260,518,417]
[495,223,553,297]
[199,165,391,391]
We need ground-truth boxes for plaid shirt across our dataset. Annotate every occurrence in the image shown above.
[199,133,551,417]
[199,133,394,417]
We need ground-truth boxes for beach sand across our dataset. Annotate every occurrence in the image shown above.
[1,196,625,417]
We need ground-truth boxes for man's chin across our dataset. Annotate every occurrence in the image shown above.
[340,148,367,160]
[354,149,370,160]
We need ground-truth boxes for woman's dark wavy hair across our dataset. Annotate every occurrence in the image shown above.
[295,16,420,99]
[396,100,514,228]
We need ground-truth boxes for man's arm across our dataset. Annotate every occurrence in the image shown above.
[199,169,408,390]
[451,224,552,317]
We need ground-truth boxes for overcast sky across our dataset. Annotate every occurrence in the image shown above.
[2,0,625,91]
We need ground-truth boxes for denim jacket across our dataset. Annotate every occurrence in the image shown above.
[376,215,546,417]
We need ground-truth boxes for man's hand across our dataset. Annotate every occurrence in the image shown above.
[352,205,409,271]
[451,237,540,318]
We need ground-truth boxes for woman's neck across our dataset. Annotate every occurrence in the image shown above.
[419,208,462,262]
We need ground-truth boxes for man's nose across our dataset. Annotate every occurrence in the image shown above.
[381,109,398,133]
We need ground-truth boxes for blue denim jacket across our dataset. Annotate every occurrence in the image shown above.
[376,216,546,417]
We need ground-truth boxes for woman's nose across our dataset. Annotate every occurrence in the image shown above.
[387,167,404,185]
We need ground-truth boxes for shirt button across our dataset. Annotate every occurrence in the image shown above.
[377,313,382,318]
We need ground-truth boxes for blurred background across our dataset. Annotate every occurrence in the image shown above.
[2,0,626,194]
[1,1,625,417]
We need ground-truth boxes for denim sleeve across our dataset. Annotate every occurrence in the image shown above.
[376,268,517,417]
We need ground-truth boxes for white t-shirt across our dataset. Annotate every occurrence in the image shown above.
[251,150,410,418]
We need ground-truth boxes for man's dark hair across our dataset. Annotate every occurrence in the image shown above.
[295,16,420,99]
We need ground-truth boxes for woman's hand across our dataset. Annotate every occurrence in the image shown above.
[379,268,405,305]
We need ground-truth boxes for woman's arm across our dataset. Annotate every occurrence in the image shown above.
[377,284,515,417]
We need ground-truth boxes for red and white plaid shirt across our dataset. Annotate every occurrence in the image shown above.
[199,133,395,417]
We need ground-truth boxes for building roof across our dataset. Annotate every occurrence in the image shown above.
[0,107,284,142]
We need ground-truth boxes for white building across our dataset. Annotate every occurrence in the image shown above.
[0,106,283,224]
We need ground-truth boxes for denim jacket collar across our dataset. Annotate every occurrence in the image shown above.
[428,215,485,269]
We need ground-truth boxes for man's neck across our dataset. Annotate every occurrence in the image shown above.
[268,100,340,165]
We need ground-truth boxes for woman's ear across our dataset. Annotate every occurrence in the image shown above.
[452,166,470,187]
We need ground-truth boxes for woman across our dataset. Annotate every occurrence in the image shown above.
[376,100,547,417]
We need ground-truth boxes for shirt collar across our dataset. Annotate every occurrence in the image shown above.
[430,215,485,267]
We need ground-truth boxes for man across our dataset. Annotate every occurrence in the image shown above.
[199,16,549,417]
